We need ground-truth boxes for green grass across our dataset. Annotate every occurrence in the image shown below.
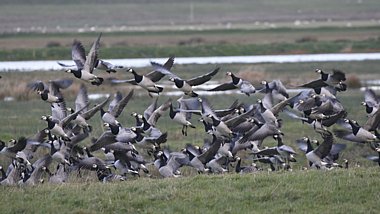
[1,0,380,33]
[0,168,379,213]
[1,38,380,61]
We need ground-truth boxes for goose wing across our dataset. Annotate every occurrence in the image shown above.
[148,56,175,82]
[314,129,333,159]
[147,98,172,126]
[82,96,110,120]
[110,90,134,118]
[187,67,220,86]
[7,137,27,153]
[83,33,101,73]
[208,82,236,91]
[71,39,86,69]
[75,84,89,112]
[198,135,222,164]
[144,97,159,120]
[89,131,116,152]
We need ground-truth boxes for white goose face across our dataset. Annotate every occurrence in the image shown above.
[127,68,133,73]
[261,80,267,85]
[315,69,322,73]
[41,115,47,120]
[226,72,232,76]
[169,77,175,82]
[138,114,143,119]
[66,69,72,73]
[103,123,110,128]
[361,102,367,106]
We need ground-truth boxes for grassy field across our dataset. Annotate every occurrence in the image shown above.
[0,26,379,61]
[0,168,379,213]
[1,0,380,34]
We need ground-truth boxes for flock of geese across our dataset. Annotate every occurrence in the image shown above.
[1,33,380,186]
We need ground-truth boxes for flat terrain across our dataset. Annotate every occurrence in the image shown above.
[1,0,380,33]
[1,169,379,213]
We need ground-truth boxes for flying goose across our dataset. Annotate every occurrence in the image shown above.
[334,119,379,143]
[208,72,256,96]
[0,160,25,186]
[259,80,289,108]
[169,102,195,136]
[160,66,220,97]
[254,134,297,164]
[158,151,190,178]
[299,69,347,92]
[27,79,72,105]
[0,137,27,159]
[23,154,52,186]
[305,129,334,169]
[100,90,134,126]
[112,57,175,96]
[146,98,172,127]
[66,84,110,132]
[185,135,221,173]
[65,33,104,85]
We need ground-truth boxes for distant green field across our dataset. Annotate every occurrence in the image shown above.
[1,0,380,34]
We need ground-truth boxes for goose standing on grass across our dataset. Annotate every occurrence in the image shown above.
[64,33,104,86]
[208,72,256,96]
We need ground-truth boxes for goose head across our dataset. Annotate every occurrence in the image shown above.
[66,107,74,114]
[226,72,232,76]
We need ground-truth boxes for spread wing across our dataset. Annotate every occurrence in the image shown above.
[187,67,220,86]
[83,33,101,73]
[110,90,134,118]
[71,40,86,69]
[208,82,236,91]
